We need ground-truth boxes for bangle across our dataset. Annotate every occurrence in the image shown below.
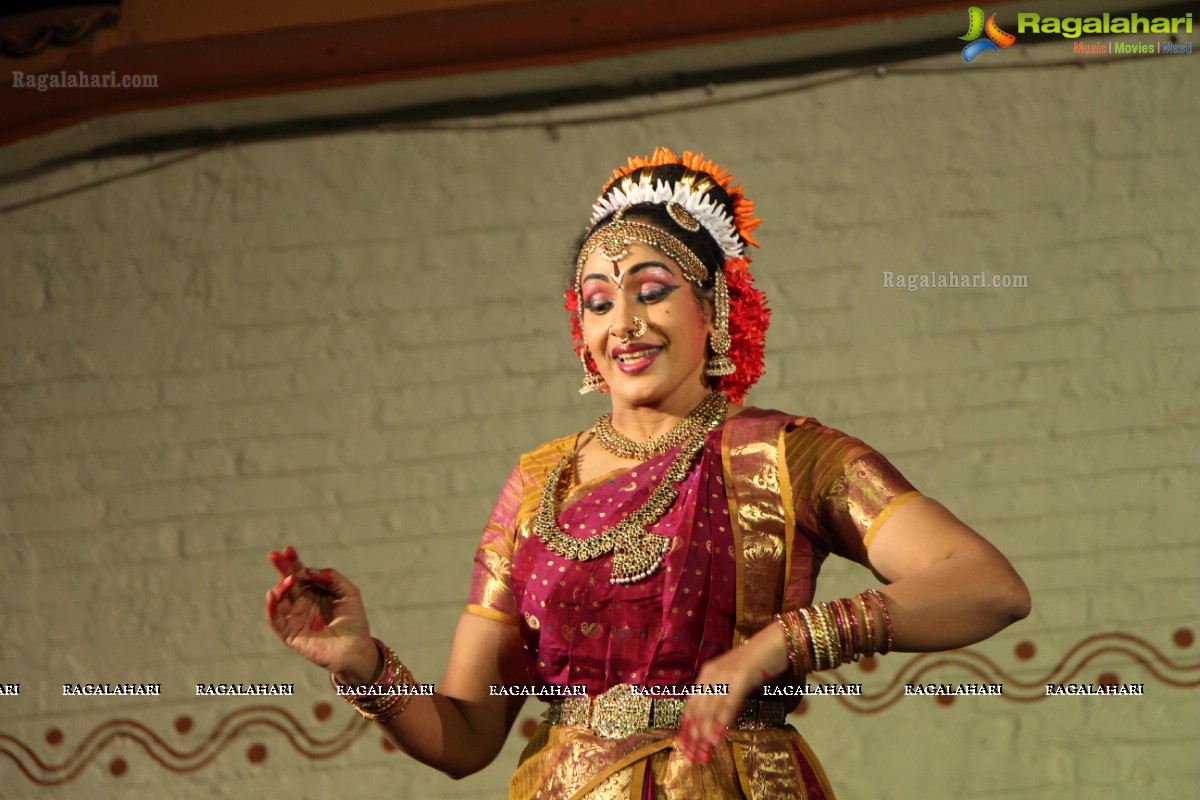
[331,638,417,723]
[789,609,815,675]
[795,608,821,671]
[803,606,836,671]
[773,613,802,680]
[831,599,850,664]
[780,590,896,675]
[854,592,877,656]
[833,598,858,663]
[818,603,841,669]
[866,589,895,655]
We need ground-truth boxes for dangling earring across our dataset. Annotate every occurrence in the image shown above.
[579,350,606,394]
[705,269,735,377]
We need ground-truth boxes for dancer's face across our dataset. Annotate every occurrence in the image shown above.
[579,242,712,411]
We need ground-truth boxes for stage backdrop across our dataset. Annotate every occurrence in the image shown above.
[1,38,1197,800]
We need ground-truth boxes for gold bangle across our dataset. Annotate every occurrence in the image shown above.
[855,592,877,656]
[817,603,841,669]
[801,606,833,671]
[795,608,821,671]
[773,613,799,678]
[792,592,893,673]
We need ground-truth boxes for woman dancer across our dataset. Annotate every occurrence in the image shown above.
[266,148,1030,799]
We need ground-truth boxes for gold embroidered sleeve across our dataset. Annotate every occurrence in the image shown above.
[466,461,524,625]
[784,419,920,567]
[824,450,920,561]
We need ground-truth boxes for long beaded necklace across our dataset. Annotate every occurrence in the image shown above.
[533,392,729,584]
[592,391,728,460]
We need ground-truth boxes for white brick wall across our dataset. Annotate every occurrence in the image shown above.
[1,45,1197,799]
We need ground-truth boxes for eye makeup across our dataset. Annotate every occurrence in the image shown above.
[581,259,684,315]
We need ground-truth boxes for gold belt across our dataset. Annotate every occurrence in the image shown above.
[544,683,788,740]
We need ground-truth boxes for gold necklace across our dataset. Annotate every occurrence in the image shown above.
[534,392,728,584]
[592,392,725,460]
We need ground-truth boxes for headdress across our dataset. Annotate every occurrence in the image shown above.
[567,147,770,404]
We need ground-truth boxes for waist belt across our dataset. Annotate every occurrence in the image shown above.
[544,683,788,740]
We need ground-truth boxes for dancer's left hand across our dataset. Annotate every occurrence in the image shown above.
[676,627,790,764]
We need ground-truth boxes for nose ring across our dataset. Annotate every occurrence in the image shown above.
[612,316,647,346]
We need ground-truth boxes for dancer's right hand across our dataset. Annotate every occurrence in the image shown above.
[265,546,380,684]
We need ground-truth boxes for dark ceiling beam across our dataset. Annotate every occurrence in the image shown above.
[0,0,966,148]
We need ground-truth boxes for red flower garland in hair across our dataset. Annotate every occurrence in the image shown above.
[714,258,770,405]
[565,289,609,394]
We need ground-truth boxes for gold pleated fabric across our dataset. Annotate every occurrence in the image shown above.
[722,411,795,648]
[511,722,835,800]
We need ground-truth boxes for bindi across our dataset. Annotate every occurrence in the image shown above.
[610,263,625,291]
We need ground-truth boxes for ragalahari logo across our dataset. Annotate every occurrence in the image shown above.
[960,7,1017,61]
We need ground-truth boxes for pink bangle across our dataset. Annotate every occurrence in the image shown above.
[834,597,859,662]
[855,592,877,655]
[866,589,895,655]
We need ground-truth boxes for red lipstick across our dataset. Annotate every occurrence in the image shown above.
[610,342,662,374]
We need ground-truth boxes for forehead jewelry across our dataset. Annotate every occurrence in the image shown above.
[667,202,701,232]
[576,208,709,289]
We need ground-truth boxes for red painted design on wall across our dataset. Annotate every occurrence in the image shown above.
[794,629,1199,714]
[2,630,1196,783]
[0,704,367,786]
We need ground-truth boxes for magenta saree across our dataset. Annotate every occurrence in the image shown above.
[467,409,920,799]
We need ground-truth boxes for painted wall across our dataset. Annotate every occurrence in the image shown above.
[1,40,1197,799]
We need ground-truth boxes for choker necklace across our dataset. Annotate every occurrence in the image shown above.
[534,392,728,584]
[593,392,726,461]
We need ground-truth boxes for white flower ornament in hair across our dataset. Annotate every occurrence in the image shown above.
[590,176,746,259]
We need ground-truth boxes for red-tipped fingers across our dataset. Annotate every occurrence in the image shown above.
[306,568,335,588]
[267,546,307,578]
[694,725,713,764]
[685,715,709,763]
[267,550,294,578]
[677,718,696,762]
[703,718,729,763]
[681,701,734,765]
